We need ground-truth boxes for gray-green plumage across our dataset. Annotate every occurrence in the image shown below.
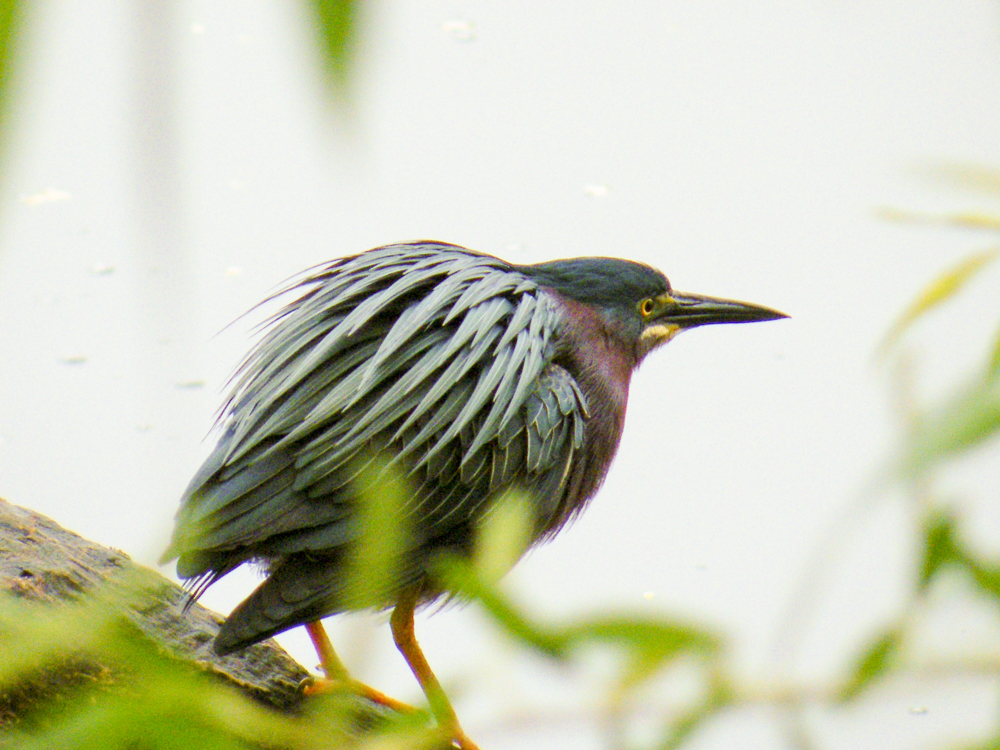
[164,243,591,653]
[162,241,786,655]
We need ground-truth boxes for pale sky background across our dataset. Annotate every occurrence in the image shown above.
[1,2,1000,748]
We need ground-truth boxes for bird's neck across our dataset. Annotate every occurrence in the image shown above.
[554,295,636,403]
[551,294,635,495]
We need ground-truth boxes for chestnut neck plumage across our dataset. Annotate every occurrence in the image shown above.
[548,292,641,519]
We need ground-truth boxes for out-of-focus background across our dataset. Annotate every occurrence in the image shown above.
[1,2,999,748]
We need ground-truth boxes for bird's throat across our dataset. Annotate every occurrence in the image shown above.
[638,323,681,357]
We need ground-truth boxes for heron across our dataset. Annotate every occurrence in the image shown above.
[162,241,786,748]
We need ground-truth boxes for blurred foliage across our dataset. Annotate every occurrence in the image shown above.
[838,625,902,702]
[0,0,22,163]
[0,2,998,746]
[1,474,723,749]
[341,454,413,610]
[0,580,359,749]
[878,248,999,359]
[833,168,1000,748]
[0,1,358,172]
[436,551,721,685]
[5,181,1000,748]
[307,0,359,99]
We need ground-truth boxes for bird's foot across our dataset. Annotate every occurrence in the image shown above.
[301,676,419,715]
[301,678,480,748]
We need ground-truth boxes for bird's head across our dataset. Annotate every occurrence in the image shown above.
[520,257,787,364]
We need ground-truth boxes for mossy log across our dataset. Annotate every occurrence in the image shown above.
[0,496,313,720]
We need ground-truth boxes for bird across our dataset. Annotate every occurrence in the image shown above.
[161,241,786,749]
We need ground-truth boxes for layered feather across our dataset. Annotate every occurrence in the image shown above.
[162,243,591,645]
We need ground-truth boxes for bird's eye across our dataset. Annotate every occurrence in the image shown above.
[639,298,656,317]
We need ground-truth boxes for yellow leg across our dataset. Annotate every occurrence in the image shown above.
[390,592,480,750]
[305,620,350,678]
[303,619,417,715]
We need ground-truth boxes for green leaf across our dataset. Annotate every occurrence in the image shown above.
[919,513,961,589]
[965,558,1000,602]
[435,555,721,685]
[839,627,902,701]
[655,679,733,750]
[915,515,1000,603]
[988,318,1000,377]
[919,162,1000,198]
[876,207,1000,231]
[474,490,533,585]
[0,589,354,749]
[561,616,720,688]
[433,555,567,658]
[902,373,1000,475]
[879,248,1000,357]
[341,455,414,610]
[308,0,358,95]
[0,0,22,156]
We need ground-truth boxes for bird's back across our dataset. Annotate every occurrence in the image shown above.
[163,242,592,652]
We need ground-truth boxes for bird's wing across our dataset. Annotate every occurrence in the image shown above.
[165,244,588,580]
[205,361,590,652]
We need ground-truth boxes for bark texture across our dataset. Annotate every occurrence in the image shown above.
[0,496,312,720]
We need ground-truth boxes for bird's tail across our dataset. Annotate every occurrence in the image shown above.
[214,555,343,655]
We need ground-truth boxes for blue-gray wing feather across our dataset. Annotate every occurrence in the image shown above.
[163,243,589,607]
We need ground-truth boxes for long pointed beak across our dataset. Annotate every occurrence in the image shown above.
[659,291,788,328]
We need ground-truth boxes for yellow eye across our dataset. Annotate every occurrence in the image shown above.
[639,298,656,317]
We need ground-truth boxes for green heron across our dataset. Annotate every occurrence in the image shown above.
[162,241,785,748]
